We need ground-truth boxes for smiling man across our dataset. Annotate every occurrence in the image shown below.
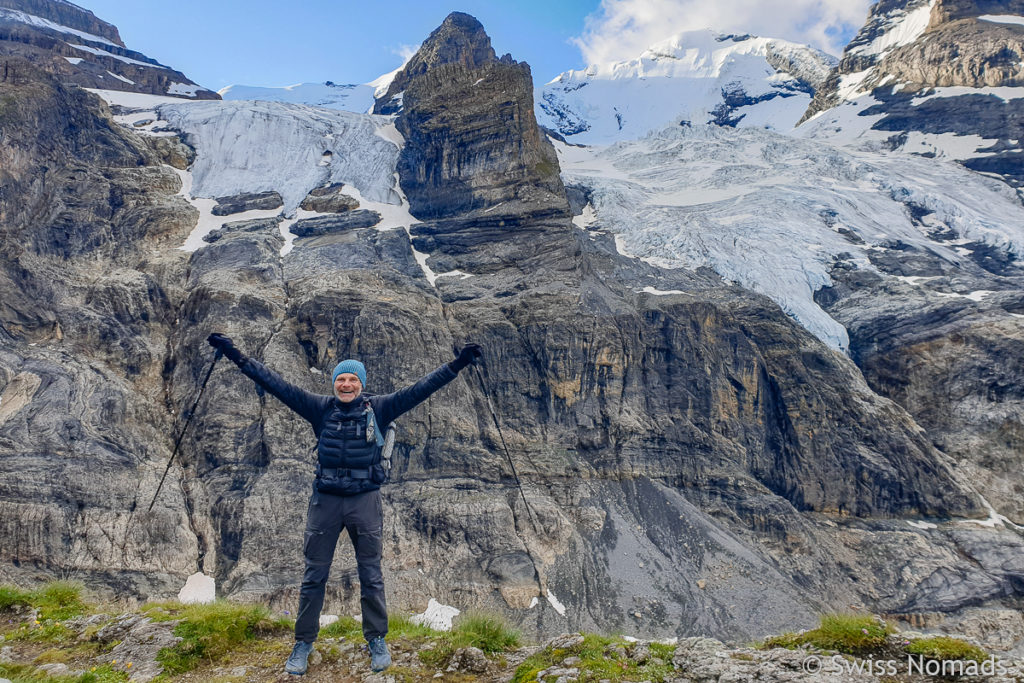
[206,333,481,675]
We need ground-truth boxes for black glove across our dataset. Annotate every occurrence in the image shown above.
[207,333,245,365]
[449,342,482,373]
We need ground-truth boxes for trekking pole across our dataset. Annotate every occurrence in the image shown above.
[466,352,544,536]
[147,348,223,512]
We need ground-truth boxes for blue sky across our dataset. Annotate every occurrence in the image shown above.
[76,1,601,90]
[74,1,868,92]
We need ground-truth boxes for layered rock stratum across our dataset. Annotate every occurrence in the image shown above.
[1,5,1023,656]
[0,0,217,99]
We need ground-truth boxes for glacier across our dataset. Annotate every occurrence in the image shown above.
[158,100,403,213]
[557,124,1024,350]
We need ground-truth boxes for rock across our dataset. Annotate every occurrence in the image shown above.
[562,656,582,666]
[210,191,284,216]
[0,646,12,662]
[308,648,322,666]
[99,618,181,683]
[629,641,651,663]
[95,615,147,644]
[380,12,569,221]
[545,633,585,651]
[37,663,69,676]
[445,646,489,673]
[0,2,217,99]
[177,572,215,604]
[203,217,282,243]
[289,210,382,238]
[300,183,359,213]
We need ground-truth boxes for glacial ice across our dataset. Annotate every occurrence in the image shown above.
[556,124,1024,351]
[158,100,403,213]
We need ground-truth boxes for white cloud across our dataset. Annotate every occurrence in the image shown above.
[393,43,421,64]
[572,0,872,65]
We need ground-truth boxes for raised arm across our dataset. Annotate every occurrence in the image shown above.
[372,343,482,427]
[207,334,326,426]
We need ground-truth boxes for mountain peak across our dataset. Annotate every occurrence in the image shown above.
[374,12,518,114]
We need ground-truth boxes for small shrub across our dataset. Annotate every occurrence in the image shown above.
[0,584,33,611]
[32,581,87,621]
[155,601,291,674]
[451,611,520,653]
[761,613,891,655]
[905,636,988,663]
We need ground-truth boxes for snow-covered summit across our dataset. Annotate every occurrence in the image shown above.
[219,64,403,114]
[536,29,836,146]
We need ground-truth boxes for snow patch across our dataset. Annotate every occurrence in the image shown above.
[63,56,83,65]
[545,590,566,616]
[641,286,685,295]
[0,8,118,46]
[979,14,1024,27]
[849,0,936,59]
[528,596,539,609]
[178,573,215,604]
[933,290,995,302]
[86,89,201,108]
[410,599,460,631]
[69,43,165,69]
[167,82,200,97]
[105,70,134,85]
[572,203,598,229]
[907,520,937,530]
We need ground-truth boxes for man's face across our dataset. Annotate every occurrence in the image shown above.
[334,373,362,403]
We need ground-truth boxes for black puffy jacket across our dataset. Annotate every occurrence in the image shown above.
[238,358,457,492]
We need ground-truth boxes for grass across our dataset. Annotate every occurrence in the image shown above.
[0,661,128,683]
[318,615,363,640]
[414,611,521,670]
[760,613,892,655]
[905,636,988,663]
[0,582,87,622]
[148,601,293,674]
[512,633,675,683]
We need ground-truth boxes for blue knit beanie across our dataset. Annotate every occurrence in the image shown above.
[332,359,366,387]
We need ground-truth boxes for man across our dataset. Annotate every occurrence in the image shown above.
[206,333,481,674]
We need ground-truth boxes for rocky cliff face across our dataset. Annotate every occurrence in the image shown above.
[0,0,217,99]
[2,11,1024,652]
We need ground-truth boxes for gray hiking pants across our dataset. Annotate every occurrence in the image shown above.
[294,488,387,643]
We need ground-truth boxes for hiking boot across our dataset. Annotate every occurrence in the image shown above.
[285,640,314,675]
[368,636,391,672]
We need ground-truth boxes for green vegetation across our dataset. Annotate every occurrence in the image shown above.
[905,636,988,663]
[451,611,521,653]
[318,615,363,640]
[0,581,87,621]
[150,601,292,674]
[760,613,892,655]
[512,633,675,683]
[416,611,521,670]
[0,661,128,683]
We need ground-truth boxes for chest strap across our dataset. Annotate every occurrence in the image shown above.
[316,465,372,480]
